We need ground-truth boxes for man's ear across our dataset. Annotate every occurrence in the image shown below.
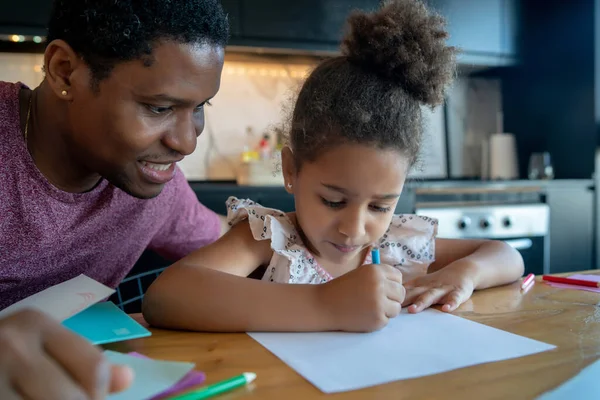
[44,39,86,101]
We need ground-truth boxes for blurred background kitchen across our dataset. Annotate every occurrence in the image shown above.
[2,0,599,308]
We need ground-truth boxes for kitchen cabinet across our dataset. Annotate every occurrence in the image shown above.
[545,183,595,273]
[426,0,517,65]
[190,183,295,214]
[0,0,52,35]
[2,0,517,66]
[236,0,378,45]
[221,0,516,65]
[220,0,242,37]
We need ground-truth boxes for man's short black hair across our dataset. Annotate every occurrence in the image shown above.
[47,0,229,84]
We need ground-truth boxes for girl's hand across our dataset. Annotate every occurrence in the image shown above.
[317,263,405,332]
[402,260,476,313]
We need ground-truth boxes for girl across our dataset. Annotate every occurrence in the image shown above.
[143,0,524,333]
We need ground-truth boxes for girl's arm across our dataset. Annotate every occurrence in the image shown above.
[429,238,524,289]
[142,220,408,333]
[142,220,332,332]
[402,238,524,313]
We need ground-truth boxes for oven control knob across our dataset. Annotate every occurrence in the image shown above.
[457,217,471,230]
[502,217,512,228]
[480,218,492,229]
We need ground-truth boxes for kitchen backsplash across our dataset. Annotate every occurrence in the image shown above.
[0,52,501,180]
[0,53,45,88]
[446,77,503,178]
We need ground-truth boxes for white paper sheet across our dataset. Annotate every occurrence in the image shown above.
[249,309,556,393]
[536,358,600,400]
[0,274,115,321]
[104,351,195,400]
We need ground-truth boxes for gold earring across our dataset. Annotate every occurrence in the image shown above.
[61,90,68,96]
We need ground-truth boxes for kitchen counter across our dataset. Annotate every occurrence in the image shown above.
[189,179,593,191]
[411,178,591,191]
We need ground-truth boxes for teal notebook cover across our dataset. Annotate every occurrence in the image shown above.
[63,302,151,345]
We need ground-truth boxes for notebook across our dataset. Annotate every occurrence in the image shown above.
[0,274,115,321]
[104,350,195,400]
[63,301,151,345]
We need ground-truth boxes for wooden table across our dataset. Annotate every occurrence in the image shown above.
[106,272,600,399]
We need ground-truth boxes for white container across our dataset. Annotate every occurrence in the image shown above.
[481,133,519,180]
[488,133,519,180]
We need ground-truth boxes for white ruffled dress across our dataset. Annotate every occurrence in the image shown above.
[226,197,438,284]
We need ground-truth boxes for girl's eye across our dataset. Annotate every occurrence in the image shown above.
[145,104,172,114]
[321,197,345,209]
[370,205,392,213]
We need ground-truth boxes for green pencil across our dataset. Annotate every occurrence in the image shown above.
[169,372,257,400]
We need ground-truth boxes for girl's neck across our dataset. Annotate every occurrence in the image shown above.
[286,212,370,279]
[315,248,370,279]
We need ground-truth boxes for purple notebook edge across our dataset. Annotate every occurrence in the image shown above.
[570,274,600,282]
[127,352,206,399]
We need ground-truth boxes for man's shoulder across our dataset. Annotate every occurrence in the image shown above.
[0,81,21,132]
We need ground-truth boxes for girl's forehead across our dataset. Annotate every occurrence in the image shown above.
[300,144,408,194]
[309,143,408,170]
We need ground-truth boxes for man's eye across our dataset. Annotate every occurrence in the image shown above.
[145,104,171,114]
[194,100,212,113]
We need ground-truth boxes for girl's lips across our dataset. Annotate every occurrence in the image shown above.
[331,243,361,253]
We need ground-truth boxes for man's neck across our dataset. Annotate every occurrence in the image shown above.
[22,83,102,193]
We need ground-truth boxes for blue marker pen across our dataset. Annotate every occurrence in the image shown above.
[371,248,380,264]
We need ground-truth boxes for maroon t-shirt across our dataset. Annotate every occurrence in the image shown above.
[0,81,220,309]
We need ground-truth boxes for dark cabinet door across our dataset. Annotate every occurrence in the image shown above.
[0,0,53,35]
[427,0,504,55]
[220,0,242,37]
[546,184,594,273]
[239,0,379,44]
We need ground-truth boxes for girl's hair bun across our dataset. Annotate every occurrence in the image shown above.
[341,0,458,106]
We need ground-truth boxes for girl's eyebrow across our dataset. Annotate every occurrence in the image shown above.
[321,183,400,200]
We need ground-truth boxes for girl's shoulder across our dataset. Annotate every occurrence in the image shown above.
[226,196,300,246]
[376,213,439,277]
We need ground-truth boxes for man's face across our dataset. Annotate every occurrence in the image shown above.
[66,41,224,198]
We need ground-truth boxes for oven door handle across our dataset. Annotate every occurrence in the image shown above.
[504,238,533,250]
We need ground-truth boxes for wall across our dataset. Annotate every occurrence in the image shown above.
[502,0,596,180]
[446,77,504,178]
[0,53,44,87]
[0,52,502,181]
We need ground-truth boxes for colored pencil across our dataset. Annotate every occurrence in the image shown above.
[371,248,380,265]
[520,273,535,289]
[169,372,256,400]
[542,275,600,288]
[521,279,535,293]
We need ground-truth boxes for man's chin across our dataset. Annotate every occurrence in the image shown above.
[107,175,165,200]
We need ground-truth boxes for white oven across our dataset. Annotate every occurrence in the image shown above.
[415,204,550,275]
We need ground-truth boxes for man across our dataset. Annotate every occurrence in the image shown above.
[0,0,229,397]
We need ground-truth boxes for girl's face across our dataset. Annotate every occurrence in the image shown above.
[282,143,409,265]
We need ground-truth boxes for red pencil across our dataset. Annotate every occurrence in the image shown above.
[542,275,600,288]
